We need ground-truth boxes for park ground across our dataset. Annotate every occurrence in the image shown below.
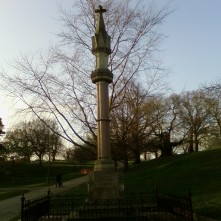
[0,148,221,220]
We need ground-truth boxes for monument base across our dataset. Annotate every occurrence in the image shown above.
[88,160,124,200]
[93,159,114,172]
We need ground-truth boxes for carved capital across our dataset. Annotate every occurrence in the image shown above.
[91,68,113,83]
[92,46,111,55]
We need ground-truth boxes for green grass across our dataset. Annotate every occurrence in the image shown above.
[0,161,92,187]
[0,160,93,200]
[2,150,221,219]
[0,189,29,201]
[124,148,221,220]
[55,149,221,219]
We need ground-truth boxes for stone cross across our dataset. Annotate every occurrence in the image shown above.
[95,5,106,14]
[95,5,107,34]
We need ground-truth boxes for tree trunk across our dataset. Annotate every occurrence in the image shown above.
[188,143,194,153]
[39,155,43,166]
[154,151,159,158]
[160,135,173,158]
[143,152,147,160]
[188,129,194,153]
[133,148,141,164]
[194,136,199,152]
[52,154,56,161]
[160,145,173,157]
[124,153,129,172]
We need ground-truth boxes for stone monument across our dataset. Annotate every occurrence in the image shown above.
[88,5,122,200]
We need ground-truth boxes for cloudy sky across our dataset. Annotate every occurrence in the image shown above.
[0,0,221,128]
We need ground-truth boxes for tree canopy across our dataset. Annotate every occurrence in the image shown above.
[3,118,63,163]
[0,0,169,149]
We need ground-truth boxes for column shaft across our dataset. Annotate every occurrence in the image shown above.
[97,81,111,160]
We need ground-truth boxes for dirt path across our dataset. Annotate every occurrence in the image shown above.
[0,176,88,221]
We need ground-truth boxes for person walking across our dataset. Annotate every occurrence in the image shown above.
[56,173,63,187]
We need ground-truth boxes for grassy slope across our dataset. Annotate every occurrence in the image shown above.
[124,148,221,219]
[0,161,93,187]
[0,161,92,200]
[1,150,221,219]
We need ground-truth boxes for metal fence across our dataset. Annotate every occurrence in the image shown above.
[156,191,193,221]
[21,190,50,221]
[21,190,193,221]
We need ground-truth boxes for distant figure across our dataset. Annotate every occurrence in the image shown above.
[56,173,62,187]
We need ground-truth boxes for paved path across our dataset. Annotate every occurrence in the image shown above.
[0,176,88,221]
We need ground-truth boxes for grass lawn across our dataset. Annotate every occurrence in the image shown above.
[0,160,93,200]
[124,148,221,220]
[1,149,221,220]
[0,189,29,201]
[49,149,221,219]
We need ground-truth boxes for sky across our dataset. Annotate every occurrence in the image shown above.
[0,0,221,128]
[160,0,221,92]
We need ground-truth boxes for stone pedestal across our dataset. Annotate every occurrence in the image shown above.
[88,160,123,200]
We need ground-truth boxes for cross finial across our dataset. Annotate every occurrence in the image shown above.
[94,5,107,34]
[92,4,111,55]
[95,5,106,14]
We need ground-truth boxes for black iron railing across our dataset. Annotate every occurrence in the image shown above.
[21,190,50,221]
[156,191,193,221]
[21,190,193,221]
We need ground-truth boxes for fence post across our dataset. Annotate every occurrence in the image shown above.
[47,188,51,218]
[155,185,159,212]
[155,185,159,196]
[21,193,25,221]
[188,189,193,221]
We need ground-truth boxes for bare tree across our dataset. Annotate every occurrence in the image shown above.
[201,85,221,148]
[0,0,170,149]
[147,94,183,157]
[0,118,6,159]
[0,118,5,136]
[111,81,153,168]
[4,119,63,164]
[177,90,214,152]
[202,84,221,135]
[4,126,33,161]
